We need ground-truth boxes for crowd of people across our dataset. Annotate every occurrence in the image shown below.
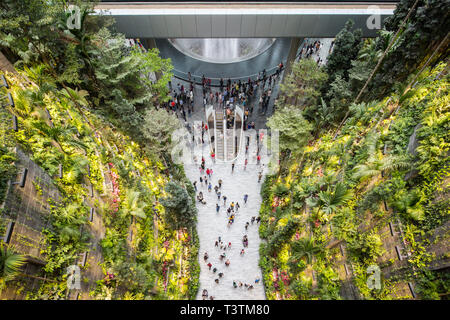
[298,39,331,66]
[195,162,264,300]
[164,62,285,128]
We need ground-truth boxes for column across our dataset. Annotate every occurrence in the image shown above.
[281,37,303,84]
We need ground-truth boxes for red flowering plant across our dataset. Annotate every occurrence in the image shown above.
[108,162,121,213]
[280,270,290,286]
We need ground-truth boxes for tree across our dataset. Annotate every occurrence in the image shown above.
[266,106,313,156]
[120,189,147,219]
[160,181,197,230]
[352,153,411,182]
[318,183,353,215]
[325,74,353,123]
[369,0,450,99]
[131,47,173,105]
[142,108,181,153]
[280,58,327,109]
[0,243,26,292]
[289,237,323,265]
[325,20,363,85]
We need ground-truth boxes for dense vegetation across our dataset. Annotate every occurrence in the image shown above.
[261,0,449,300]
[0,0,199,299]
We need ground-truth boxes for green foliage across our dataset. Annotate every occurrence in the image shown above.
[416,269,450,300]
[325,19,363,84]
[391,188,425,221]
[120,189,147,219]
[266,106,313,155]
[369,0,450,98]
[317,266,341,300]
[112,260,153,293]
[0,145,17,203]
[142,108,181,153]
[289,237,323,265]
[0,243,27,291]
[273,184,289,197]
[317,182,353,215]
[347,232,384,264]
[280,58,328,109]
[160,181,197,230]
[267,217,301,254]
[289,277,312,299]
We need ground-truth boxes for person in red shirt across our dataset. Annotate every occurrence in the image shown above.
[257,155,261,165]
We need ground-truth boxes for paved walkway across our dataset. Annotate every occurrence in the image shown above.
[183,132,268,300]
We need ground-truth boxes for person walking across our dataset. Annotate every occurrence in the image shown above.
[193,181,197,191]
[218,179,223,188]
[231,163,235,173]
[258,171,262,183]
[235,202,240,212]
[244,158,248,170]
[208,182,212,192]
[223,195,227,206]
[216,203,220,213]
[244,194,248,204]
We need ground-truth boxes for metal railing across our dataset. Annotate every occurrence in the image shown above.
[171,62,286,88]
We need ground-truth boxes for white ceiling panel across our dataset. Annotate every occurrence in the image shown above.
[255,14,272,37]
[165,15,182,38]
[180,15,197,37]
[226,15,242,38]
[148,15,167,38]
[270,15,287,37]
[196,15,212,38]
[212,15,226,38]
[240,15,256,37]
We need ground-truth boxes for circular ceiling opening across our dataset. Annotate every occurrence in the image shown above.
[168,38,276,64]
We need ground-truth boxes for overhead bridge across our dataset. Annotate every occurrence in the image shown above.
[95,1,398,38]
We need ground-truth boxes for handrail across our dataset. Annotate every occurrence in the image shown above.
[171,62,286,87]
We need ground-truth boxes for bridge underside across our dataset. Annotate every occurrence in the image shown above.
[95,3,396,38]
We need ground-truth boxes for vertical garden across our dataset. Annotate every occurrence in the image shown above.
[259,0,449,300]
[0,0,199,299]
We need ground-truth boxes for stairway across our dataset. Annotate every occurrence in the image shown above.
[215,111,224,160]
[226,129,234,161]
